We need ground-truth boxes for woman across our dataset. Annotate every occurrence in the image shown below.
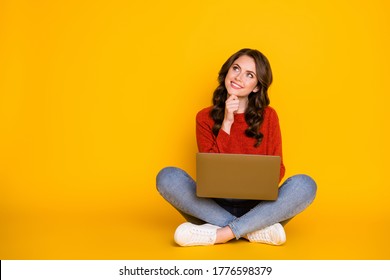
[156,48,317,246]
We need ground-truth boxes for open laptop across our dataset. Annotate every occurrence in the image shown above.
[196,153,281,200]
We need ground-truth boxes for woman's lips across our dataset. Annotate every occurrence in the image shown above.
[230,81,243,89]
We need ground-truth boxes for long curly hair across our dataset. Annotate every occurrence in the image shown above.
[210,48,273,147]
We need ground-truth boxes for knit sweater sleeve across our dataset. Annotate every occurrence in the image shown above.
[196,107,230,153]
[265,107,286,181]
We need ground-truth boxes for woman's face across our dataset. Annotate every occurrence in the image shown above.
[225,55,259,97]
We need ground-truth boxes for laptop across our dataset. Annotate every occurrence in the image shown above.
[196,153,281,200]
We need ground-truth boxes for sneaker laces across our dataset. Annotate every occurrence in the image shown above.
[174,223,219,246]
[247,223,286,245]
[249,228,274,243]
[188,226,216,244]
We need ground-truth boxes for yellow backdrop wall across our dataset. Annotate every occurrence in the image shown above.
[1,0,389,259]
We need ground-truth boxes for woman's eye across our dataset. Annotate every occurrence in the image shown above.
[232,66,239,71]
[247,73,254,78]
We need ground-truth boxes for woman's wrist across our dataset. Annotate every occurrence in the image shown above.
[221,119,233,135]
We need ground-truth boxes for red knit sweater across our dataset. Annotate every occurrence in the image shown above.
[196,106,285,182]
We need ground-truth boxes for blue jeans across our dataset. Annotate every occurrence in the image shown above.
[156,167,317,239]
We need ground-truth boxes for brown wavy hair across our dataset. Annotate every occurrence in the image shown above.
[210,48,273,147]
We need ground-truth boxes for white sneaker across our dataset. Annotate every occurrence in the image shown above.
[174,222,220,246]
[246,223,286,245]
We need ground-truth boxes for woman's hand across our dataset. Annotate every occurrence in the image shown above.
[221,94,239,134]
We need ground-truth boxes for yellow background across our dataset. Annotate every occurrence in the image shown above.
[1,0,389,259]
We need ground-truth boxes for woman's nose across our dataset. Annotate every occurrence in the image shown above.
[234,72,243,81]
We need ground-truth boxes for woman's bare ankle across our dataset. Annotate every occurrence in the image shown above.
[215,226,235,244]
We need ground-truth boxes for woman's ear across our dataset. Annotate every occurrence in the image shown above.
[253,86,259,93]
